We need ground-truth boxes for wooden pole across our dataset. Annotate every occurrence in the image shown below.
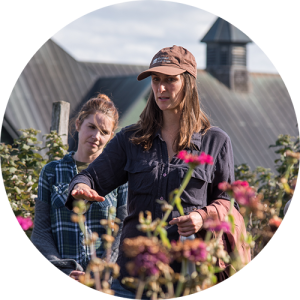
[50,101,70,146]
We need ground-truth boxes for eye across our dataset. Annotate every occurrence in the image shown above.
[89,125,96,129]
[152,76,160,82]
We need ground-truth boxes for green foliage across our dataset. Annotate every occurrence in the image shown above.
[0,129,68,221]
[235,134,299,218]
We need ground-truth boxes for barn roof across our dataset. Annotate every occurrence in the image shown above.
[3,39,96,140]
[2,39,298,173]
[2,39,148,144]
[197,70,298,171]
[201,17,252,44]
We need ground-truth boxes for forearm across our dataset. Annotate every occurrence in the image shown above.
[31,200,84,275]
[31,199,62,261]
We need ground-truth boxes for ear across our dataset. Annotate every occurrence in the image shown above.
[75,119,80,131]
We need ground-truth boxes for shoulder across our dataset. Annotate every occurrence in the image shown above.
[203,126,231,142]
[119,124,139,137]
[41,152,74,174]
[199,127,233,161]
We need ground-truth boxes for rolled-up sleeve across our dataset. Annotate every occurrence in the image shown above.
[65,131,128,210]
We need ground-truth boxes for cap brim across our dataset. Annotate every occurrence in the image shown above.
[137,66,186,81]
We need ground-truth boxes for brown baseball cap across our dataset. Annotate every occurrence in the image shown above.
[137,45,197,81]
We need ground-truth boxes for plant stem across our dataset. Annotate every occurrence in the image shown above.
[175,258,187,297]
[154,167,194,236]
[90,242,102,291]
[136,280,145,300]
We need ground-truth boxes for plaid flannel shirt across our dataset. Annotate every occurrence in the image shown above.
[37,151,128,270]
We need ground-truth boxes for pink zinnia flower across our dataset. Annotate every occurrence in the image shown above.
[232,180,249,188]
[204,218,231,233]
[16,216,33,231]
[177,151,213,166]
[232,186,256,206]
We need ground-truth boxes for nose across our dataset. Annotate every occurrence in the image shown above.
[158,83,167,94]
[93,130,102,140]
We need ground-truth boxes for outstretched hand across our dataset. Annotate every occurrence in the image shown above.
[71,183,105,202]
[169,212,203,237]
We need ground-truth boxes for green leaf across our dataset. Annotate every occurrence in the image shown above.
[228,214,235,233]
[158,227,171,248]
[175,198,184,216]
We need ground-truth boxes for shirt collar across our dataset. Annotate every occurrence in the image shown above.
[154,129,202,151]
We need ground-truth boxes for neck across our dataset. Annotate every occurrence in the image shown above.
[73,149,102,163]
[162,109,181,133]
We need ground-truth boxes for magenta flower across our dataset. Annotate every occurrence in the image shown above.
[233,186,256,206]
[16,216,33,231]
[204,218,231,233]
[177,151,213,166]
[232,180,249,188]
[130,250,170,276]
[183,240,207,262]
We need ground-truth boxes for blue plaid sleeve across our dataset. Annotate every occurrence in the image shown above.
[37,164,54,205]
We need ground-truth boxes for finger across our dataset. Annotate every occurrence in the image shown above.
[178,230,195,237]
[178,224,195,231]
[89,190,105,202]
[169,215,189,225]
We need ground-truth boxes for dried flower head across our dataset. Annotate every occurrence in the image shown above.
[123,236,170,277]
[171,239,208,263]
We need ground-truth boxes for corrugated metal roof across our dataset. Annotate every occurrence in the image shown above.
[197,71,298,171]
[81,61,148,78]
[3,39,97,141]
[201,17,252,44]
[2,39,297,173]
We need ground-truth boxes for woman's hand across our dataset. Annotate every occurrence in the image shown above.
[69,270,85,281]
[169,212,203,237]
[71,183,105,202]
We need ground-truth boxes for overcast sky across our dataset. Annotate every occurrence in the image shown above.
[52,1,277,73]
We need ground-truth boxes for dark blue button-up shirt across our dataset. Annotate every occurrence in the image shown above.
[66,125,235,280]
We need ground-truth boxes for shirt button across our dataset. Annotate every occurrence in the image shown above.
[163,173,167,177]
[160,197,163,200]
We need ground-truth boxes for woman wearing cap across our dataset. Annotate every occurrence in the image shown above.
[65,46,249,297]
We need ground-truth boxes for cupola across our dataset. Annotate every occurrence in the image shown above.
[201,17,252,92]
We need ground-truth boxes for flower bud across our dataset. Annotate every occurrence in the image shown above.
[211,255,217,264]
[73,207,80,214]
[71,215,79,223]
[91,232,99,242]
[200,264,209,275]
[109,206,116,215]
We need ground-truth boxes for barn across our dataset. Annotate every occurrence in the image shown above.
[2,17,298,172]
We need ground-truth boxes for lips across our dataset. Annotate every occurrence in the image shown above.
[88,142,98,147]
[158,97,169,101]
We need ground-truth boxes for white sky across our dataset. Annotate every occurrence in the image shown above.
[52,1,277,73]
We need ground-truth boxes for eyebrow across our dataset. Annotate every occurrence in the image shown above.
[88,122,108,132]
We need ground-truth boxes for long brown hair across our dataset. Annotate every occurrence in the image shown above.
[129,72,210,151]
